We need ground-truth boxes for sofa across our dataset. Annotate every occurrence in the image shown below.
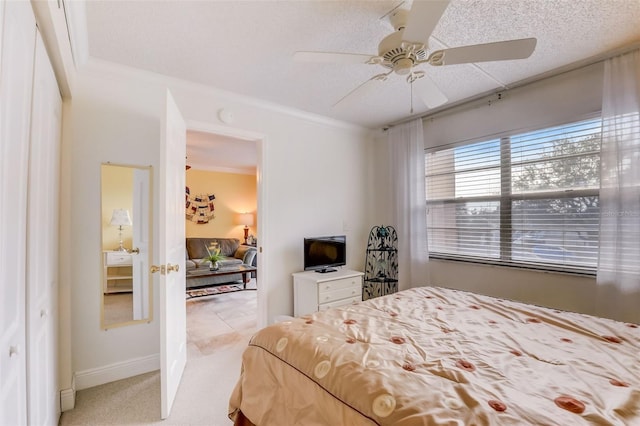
[185,237,257,289]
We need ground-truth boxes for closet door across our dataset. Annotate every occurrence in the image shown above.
[0,1,36,424]
[26,29,62,426]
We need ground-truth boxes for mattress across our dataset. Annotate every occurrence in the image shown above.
[229,286,640,425]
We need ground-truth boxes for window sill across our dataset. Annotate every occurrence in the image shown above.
[428,254,597,277]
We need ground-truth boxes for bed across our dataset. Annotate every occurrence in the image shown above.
[229,286,640,425]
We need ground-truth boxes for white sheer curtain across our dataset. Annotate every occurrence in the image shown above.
[596,49,640,323]
[386,119,429,291]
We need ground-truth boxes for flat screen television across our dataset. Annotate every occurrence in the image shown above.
[303,235,346,273]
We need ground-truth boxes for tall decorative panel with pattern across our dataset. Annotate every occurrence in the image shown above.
[363,225,398,300]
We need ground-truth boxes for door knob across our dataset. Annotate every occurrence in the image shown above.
[166,263,179,273]
[130,247,140,254]
[150,265,165,274]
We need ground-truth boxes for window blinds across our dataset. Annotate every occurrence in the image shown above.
[426,118,601,272]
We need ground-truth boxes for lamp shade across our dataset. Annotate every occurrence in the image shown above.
[239,212,254,227]
[110,209,132,227]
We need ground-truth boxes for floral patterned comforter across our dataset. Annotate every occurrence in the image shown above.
[229,286,640,425]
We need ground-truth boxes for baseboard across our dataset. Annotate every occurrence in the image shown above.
[75,353,160,390]
[60,375,76,412]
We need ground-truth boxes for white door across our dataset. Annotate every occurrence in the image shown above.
[159,89,187,419]
[0,2,35,424]
[26,29,62,426]
[132,168,151,320]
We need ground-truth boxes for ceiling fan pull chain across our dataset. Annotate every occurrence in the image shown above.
[407,71,424,114]
[410,78,414,114]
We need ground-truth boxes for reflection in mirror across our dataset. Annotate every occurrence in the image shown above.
[101,163,153,329]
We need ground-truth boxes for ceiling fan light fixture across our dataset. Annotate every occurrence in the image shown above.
[379,32,428,60]
[394,58,414,75]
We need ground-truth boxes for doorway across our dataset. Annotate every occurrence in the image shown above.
[183,122,264,360]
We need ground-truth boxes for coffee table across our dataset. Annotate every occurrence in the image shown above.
[186,264,257,289]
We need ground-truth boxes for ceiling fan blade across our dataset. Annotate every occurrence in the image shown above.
[402,0,450,44]
[293,51,376,65]
[434,38,537,65]
[414,75,448,109]
[333,74,389,109]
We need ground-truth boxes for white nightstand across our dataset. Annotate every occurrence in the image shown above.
[292,269,364,317]
[103,251,133,294]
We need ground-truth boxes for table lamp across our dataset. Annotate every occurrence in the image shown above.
[110,209,132,252]
[239,212,254,245]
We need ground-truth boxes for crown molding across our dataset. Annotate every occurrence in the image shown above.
[80,57,373,134]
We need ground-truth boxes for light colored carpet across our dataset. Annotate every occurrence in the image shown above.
[59,280,257,425]
[103,293,134,326]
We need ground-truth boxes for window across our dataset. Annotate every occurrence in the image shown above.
[426,118,601,273]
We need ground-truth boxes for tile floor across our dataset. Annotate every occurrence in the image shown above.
[187,282,258,359]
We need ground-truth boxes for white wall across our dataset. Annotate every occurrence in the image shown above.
[63,66,163,384]
[429,260,597,314]
[61,59,374,384]
[368,130,393,226]
[422,62,603,147]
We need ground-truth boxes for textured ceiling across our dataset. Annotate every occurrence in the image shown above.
[186,130,257,174]
[84,0,640,169]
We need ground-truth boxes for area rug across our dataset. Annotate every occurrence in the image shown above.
[186,284,244,299]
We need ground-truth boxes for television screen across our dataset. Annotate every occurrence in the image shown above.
[304,235,346,273]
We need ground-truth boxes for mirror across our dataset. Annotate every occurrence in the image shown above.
[100,163,153,329]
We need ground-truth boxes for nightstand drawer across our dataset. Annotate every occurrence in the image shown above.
[319,296,361,311]
[318,285,361,304]
[106,252,132,266]
[318,277,361,294]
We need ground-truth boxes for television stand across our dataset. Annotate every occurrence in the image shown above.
[315,268,337,273]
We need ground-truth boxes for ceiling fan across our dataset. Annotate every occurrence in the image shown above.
[294,0,536,111]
